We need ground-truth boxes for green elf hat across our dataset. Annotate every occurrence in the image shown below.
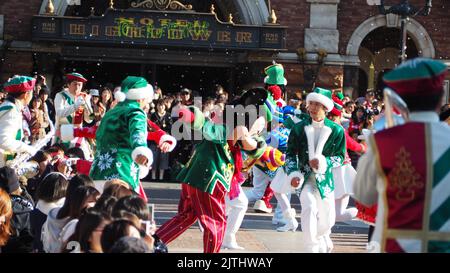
[335,91,344,100]
[264,63,287,86]
[306,87,334,112]
[115,76,154,102]
[383,58,448,97]
[66,72,87,83]
[4,76,36,93]
[330,94,344,116]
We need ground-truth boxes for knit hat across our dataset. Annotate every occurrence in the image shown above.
[306,87,334,112]
[0,166,20,194]
[4,76,36,93]
[66,72,87,83]
[264,63,287,86]
[383,58,447,97]
[114,76,154,102]
[89,89,99,97]
[330,94,344,116]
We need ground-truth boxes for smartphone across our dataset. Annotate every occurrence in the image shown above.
[147,203,154,223]
[144,204,155,235]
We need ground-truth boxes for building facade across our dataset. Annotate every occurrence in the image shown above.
[0,0,449,102]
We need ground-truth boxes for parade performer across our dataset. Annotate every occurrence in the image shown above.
[0,76,37,167]
[247,64,287,215]
[285,87,346,253]
[354,58,450,253]
[54,73,94,159]
[60,76,176,201]
[328,95,365,221]
[154,88,271,253]
[268,107,301,232]
[222,82,288,249]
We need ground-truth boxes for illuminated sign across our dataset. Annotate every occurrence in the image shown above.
[32,9,286,50]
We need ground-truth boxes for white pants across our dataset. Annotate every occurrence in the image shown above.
[274,192,291,212]
[299,179,336,251]
[245,167,271,202]
[335,195,358,222]
[224,185,248,242]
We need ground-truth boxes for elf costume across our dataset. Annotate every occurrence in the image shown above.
[155,88,270,253]
[54,73,94,159]
[247,64,287,216]
[0,76,37,167]
[285,87,346,253]
[354,58,450,253]
[62,77,157,198]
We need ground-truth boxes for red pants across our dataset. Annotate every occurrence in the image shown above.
[155,183,227,253]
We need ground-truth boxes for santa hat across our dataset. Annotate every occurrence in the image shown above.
[4,76,36,93]
[114,76,154,102]
[330,94,344,117]
[264,63,287,86]
[383,58,447,97]
[66,72,87,83]
[306,87,334,112]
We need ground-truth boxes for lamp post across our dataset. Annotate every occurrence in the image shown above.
[370,0,432,63]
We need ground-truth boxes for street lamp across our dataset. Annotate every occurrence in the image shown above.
[368,0,432,63]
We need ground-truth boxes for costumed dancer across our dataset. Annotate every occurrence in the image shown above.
[268,106,303,232]
[223,139,286,250]
[0,76,37,167]
[354,58,450,253]
[285,87,346,253]
[246,63,287,216]
[60,77,176,202]
[54,73,94,159]
[154,88,270,253]
[328,95,365,221]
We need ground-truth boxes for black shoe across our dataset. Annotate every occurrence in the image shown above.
[153,235,168,253]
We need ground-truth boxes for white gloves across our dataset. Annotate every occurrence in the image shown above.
[75,96,86,108]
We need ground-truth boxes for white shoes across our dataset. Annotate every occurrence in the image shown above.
[253,200,273,213]
[221,234,245,250]
[317,235,333,253]
[276,208,298,232]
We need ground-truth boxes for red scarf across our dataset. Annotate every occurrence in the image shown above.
[227,140,245,200]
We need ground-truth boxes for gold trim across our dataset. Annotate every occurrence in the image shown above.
[369,134,390,253]
[131,0,193,11]
[386,229,450,241]
[209,4,234,26]
[422,124,433,252]
[45,0,55,15]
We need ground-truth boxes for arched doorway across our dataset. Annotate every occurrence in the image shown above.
[346,15,434,98]
[359,26,419,98]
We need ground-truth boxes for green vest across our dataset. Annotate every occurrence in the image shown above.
[284,116,346,199]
